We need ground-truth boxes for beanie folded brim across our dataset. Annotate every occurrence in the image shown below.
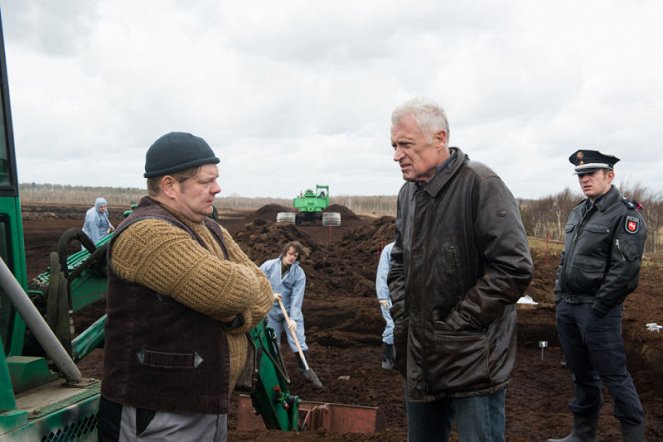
[144,156,220,178]
[144,132,220,178]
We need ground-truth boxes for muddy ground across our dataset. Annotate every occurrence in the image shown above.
[21,203,663,441]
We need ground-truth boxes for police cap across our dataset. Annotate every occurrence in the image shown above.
[568,149,619,175]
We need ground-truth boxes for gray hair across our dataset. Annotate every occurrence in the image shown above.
[391,97,450,145]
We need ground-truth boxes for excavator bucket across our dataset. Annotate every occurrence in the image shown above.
[236,321,384,433]
[237,394,385,433]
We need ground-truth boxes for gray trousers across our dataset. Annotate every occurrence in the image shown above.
[118,405,227,442]
[97,395,228,442]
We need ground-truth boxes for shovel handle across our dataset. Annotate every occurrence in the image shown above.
[276,295,309,371]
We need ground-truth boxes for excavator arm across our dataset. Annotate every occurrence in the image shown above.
[37,227,303,430]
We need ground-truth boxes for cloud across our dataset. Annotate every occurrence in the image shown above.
[3,1,99,56]
[2,0,663,199]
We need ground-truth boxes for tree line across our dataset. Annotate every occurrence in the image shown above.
[521,183,662,255]
[20,183,661,254]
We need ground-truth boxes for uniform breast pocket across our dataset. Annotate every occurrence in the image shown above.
[584,223,610,238]
[563,224,576,248]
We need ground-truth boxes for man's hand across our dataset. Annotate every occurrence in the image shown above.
[287,319,297,332]
[379,299,390,308]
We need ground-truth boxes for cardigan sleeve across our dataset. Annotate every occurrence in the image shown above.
[111,219,268,322]
[217,226,274,332]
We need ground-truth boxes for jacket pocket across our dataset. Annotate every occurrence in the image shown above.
[392,318,408,377]
[568,253,606,294]
[616,237,641,262]
[136,348,203,369]
[584,223,609,234]
[428,326,490,391]
[572,254,606,273]
[136,407,157,436]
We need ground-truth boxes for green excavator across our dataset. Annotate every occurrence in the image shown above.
[276,185,342,226]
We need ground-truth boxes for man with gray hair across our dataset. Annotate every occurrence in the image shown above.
[388,97,533,441]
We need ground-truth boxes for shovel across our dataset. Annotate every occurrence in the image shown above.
[274,293,324,389]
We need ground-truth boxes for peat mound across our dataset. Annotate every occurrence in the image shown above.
[244,204,293,223]
[234,220,318,266]
[326,204,360,221]
[320,216,397,298]
[525,248,560,304]
[233,215,397,299]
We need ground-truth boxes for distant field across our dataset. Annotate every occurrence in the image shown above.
[19,184,663,255]
[18,184,398,216]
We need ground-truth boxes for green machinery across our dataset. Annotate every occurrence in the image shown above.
[276,185,342,226]
[0,10,102,439]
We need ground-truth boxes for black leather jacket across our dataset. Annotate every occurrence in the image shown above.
[554,185,647,316]
[389,148,533,401]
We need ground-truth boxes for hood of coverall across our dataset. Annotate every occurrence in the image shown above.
[95,197,108,213]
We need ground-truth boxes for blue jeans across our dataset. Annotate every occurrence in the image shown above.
[406,389,506,442]
[555,300,644,424]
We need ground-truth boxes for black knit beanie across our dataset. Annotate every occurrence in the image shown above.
[144,132,220,178]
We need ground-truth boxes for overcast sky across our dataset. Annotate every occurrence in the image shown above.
[2,1,662,199]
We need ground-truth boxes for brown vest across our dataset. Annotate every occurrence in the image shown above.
[101,197,231,414]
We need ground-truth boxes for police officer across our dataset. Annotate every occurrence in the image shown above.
[549,150,647,442]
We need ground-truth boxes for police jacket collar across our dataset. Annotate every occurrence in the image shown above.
[586,185,619,212]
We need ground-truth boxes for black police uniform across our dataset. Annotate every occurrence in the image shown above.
[554,150,647,429]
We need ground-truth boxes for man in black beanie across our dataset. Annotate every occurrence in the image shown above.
[98,132,273,442]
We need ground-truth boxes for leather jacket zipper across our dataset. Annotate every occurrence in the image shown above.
[449,245,462,302]
[422,191,432,395]
[565,205,595,282]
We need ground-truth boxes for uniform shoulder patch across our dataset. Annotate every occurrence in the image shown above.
[625,216,640,234]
